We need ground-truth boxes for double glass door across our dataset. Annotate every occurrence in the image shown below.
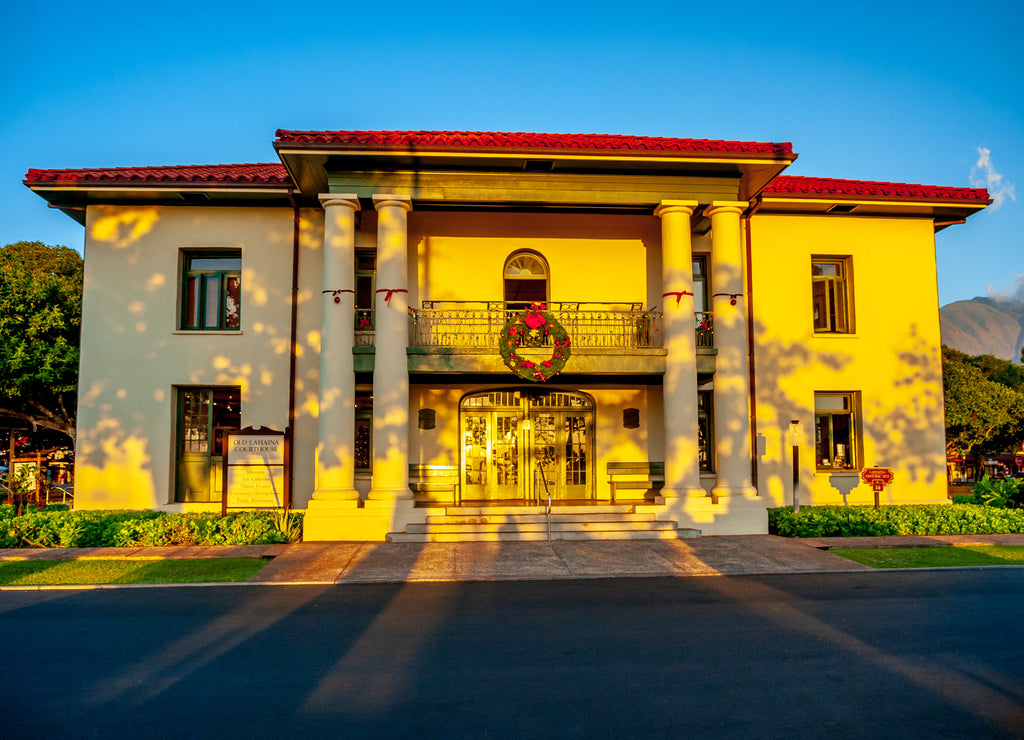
[461,390,593,503]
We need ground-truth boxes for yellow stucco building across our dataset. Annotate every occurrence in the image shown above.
[25,130,990,540]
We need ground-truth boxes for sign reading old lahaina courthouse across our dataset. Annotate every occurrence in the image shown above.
[24,129,991,541]
[222,427,289,514]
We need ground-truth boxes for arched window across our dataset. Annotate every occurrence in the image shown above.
[503,251,549,308]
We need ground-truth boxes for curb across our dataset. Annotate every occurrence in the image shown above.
[4,565,1024,591]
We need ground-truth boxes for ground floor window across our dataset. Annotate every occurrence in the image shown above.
[814,392,857,470]
[355,391,372,473]
[175,386,241,502]
[698,389,714,472]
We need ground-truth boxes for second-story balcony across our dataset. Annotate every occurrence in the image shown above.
[411,301,672,349]
[353,301,716,375]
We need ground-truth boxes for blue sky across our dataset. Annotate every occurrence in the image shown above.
[3,0,1020,306]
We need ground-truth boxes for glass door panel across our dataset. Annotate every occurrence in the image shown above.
[533,413,558,502]
[463,415,489,499]
[493,414,520,499]
[563,415,588,498]
[176,387,240,502]
[531,412,591,501]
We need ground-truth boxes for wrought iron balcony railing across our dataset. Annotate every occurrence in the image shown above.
[395,301,715,350]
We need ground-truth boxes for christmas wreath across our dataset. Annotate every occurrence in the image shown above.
[499,302,572,382]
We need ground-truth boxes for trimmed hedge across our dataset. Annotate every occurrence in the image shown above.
[769,504,1024,538]
[0,506,302,549]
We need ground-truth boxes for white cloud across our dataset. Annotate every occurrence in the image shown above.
[987,273,1024,304]
[970,147,1016,210]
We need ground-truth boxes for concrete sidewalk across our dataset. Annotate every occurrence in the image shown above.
[3,534,1023,584]
[244,536,871,583]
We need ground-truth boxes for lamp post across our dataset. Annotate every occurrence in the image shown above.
[789,420,802,513]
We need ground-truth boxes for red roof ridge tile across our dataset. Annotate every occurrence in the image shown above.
[765,175,989,202]
[25,163,290,185]
[274,129,794,157]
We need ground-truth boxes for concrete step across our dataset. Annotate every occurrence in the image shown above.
[449,504,636,516]
[387,528,686,543]
[407,520,677,534]
[426,512,657,525]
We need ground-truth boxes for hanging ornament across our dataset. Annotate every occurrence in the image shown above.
[323,289,354,305]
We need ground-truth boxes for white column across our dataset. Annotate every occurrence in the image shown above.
[654,200,706,499]
[311,194,361,503]
[368,194,413,500]
[707,201,757,498]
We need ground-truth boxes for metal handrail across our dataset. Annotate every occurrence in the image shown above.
[536,461,552,542]
[420,299,644,311]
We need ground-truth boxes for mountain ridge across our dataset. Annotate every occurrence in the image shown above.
[940,297,1024,363]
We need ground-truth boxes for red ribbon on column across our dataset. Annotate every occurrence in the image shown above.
[376,288,409,306]
[662,291,694,305]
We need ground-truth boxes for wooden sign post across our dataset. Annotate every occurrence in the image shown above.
[221,426,289,515]
[860,467,895,510]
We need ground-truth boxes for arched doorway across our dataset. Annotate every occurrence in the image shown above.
[460,389,594,504]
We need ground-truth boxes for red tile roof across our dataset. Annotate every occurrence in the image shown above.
[24,161,989,206]
[274,129,795,157]
[764,175,989,202]
[24,163,290,185]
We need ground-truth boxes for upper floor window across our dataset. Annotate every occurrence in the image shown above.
[814,392,857,470]
[692,256,708,313]
[355,249,376,332]
[812,257,851,333]
[504,251,549,309]
[182,251,240,330]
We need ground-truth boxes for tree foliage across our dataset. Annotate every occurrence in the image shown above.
[943,345,1024,455]
[0,241,82,440]
[943,346,1024,391]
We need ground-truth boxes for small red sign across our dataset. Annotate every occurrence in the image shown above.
[861,467,895,488]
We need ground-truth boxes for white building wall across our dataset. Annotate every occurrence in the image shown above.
[74,205,301,510]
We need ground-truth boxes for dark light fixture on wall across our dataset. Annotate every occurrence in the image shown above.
[418,408,436,430]
[623,408,640,429]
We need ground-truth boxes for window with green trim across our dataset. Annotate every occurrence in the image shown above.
[181,252,241,330]
[692,256,708,313]
[355,249,376,332]
[175,386,241,502]
[355,392,372,473]
[814,392,857,470]
[698,388,714,473]
[812,257,851,333]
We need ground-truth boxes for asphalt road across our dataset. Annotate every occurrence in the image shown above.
[2,571,1024,739]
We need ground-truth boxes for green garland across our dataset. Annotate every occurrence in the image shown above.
[499,302,572,382]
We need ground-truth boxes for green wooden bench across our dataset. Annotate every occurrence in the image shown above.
[409,464,460,505]
[607,461,665,503]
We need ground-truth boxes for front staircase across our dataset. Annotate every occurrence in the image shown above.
[386,504,700,543]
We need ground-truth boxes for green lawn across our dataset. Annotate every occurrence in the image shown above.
[0,557,267,586]
[831,545,1024,569]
